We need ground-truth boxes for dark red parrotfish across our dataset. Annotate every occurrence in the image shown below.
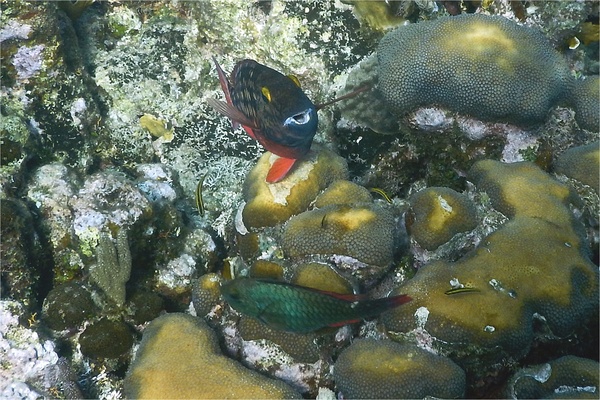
[220,278,412,333]
[206,58,368,183]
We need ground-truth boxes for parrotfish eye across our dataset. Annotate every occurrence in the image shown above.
[284,109,313,126]
[261,86,272,103]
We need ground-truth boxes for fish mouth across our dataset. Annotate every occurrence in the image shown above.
[284,108,315,126]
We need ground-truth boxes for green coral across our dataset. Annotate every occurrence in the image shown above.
[408,186,478,250]
[384,160,598,376]
[570,76,599,132]
[333,339,466,399]
[377,14,574,125]
[554,141,599,194]
[124,313,301,398]
[506,356,599,399]
[282,203,396,267]
[42,282,96,330]
[90,229,132,307]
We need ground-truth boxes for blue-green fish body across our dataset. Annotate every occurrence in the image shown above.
[220,278,411,333]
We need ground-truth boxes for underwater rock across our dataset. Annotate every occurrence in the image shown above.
[127,290,164,325]
[124,313,301,399]
[554,141,600,194]
[42,282,96,331]
[333,339,466,399]
[79,317,134,360]
[0,198,41,309]
[282,203,397,268]
[384,161,598,378]
[241,147,348,230]
[407,186,478,250]
[505,355,599,399]
[0,301,61,399]
[377,14,573,126]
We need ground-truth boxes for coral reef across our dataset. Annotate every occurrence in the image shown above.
[124,313,301,398]
[384,160,598,378]
[333,339,466,399]
[1,1,597,398]
[505,355,599,399]
[377,14,573,126]
[554,141,600,193]
[407,186,478,250]
[241,147,348,229]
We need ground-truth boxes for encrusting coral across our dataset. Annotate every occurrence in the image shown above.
[333,339,466,399]
[124,313,301,399]
[407,186,478,250]
[384,160,598,376]
[377,14,574,126]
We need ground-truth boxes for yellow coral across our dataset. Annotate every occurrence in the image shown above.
[242,147,348,229]
[384,161,598,363]
[408,187,478,250]
[124,313,300,399]
[313,180,372,208]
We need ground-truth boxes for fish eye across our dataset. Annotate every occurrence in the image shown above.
[284,109,312,126]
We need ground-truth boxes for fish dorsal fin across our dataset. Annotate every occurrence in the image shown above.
[212,57,234,106]
[315,84,371,110]
[287,74,301,88]
[266,157,297,183]
[205,98,260,136]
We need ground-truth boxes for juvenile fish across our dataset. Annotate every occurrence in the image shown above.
[220,278,411,333]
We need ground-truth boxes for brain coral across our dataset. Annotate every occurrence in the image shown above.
[377,14,573,125]
[242,147,348,229]
[384,161,598,375]
[333,339,466,399]
[408,186,478,250]
[282,203,396,267]
[124,313,300,398]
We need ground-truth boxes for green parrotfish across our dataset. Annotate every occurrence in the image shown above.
[220,278,411,333]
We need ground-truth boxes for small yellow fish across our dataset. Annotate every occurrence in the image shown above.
[445,287,481,295]
[369,187,392,203]
[195,173,207,216]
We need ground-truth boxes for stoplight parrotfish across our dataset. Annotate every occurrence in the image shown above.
[206,58,368,183]
[220,278,412,333]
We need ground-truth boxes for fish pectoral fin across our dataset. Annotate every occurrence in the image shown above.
[212,56,234,105]
[205,98,259,132]
[266,157,297,183]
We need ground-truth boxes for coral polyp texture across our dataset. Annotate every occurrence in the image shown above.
[554,141,600,194]
[505,355,600,399]
[241,147,348,229]
[377,14,573,126]
[333,339,466,399]
[282,203,396,267]
[384,160,598,374]
[124,313,301,399]
[570,76,600,132]
[408,186,478,250]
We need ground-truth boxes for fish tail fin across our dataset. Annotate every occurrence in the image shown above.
[355,294,412,318]
[266,156,297,183]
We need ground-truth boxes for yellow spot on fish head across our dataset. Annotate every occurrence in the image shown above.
[261,86,272,103]
[328,206,376,232]
[287,74,301,88]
